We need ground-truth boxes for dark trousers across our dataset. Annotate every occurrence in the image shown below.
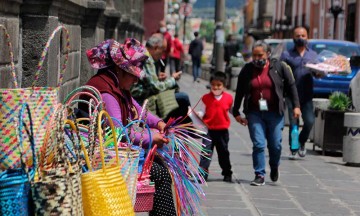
[199,129,232,177]
[170,57,181,75]
[287,98,315,148]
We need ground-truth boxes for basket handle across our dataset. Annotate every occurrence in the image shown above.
[40,103,63,169]
[18,103,36,173]
[0,24,17,88]
[63,85,103,110]
[65,119,90,172]
[122,119,152,150]
[138,144,157,181]
[33,25,70,88]
[97,110,119,172]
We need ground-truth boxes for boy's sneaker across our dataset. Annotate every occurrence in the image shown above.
[223,175,232,183]
[288,151,298,160]
[298,145,307,157]
[250,175,265,186]
[270,168,279,182]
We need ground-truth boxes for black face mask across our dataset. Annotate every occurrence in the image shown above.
[252,59,266,68]
[293,38,307,47]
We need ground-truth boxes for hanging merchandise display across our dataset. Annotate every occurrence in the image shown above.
[0,25,70,170]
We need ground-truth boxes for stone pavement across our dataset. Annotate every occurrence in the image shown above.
[137,72,360,216]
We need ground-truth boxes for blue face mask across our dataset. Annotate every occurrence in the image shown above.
[293,38,307,47]
[252,59,266,68]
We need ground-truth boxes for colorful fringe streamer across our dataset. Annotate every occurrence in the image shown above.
[156,117,211,216]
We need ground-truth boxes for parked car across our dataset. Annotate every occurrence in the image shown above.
[272,39,360,98]
[264,38,283,53]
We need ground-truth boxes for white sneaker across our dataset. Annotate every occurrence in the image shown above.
[298,145,307,157]
[288,152,298,160]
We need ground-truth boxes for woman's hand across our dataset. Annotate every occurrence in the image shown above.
[235,115,248,126]
[157,121,167,134]
[293,107,301,119]
[152,132,169,148]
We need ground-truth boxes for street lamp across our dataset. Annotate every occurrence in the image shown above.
[329,0,343,39]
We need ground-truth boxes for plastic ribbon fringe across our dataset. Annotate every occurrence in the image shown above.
[156,117,211,216]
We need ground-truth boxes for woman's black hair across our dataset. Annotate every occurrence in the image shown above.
[210,71,227,85]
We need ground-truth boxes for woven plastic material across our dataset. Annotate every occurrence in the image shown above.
[63,85,103,112]
[134,183,155,212]
[134,145,157,212]
[0,104,35,216]
[32,108,83,216]
[92,117,149,205]
[81,110,134,216]
[93,145,140,205]
[0,25,70,169]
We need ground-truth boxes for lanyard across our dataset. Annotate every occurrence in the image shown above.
[256,73,264,99]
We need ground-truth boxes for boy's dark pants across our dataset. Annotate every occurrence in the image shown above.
[199,129,232,178]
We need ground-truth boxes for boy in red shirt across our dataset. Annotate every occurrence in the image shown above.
[198,72,234,182]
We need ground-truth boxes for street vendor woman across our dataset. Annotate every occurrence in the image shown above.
[85,38,177,215]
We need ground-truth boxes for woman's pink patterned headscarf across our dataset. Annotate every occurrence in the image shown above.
[86,38,148,78]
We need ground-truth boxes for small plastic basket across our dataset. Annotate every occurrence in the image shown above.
[134,181,155,212]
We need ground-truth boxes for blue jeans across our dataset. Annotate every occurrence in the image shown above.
[286,99,315,147]
[192,57,201,81]
[247,111,284,177]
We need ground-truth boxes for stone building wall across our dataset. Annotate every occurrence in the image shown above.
[0,0,144,101]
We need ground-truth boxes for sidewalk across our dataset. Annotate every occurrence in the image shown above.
[177,73,360,216]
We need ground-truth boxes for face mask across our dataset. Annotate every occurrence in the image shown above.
[160,27,167,33]
[211,89,223,96]
[252,59,266,68]
[293,38,307,47]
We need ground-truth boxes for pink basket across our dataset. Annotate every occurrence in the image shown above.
[134,182,155,212]
[134,145,157,212]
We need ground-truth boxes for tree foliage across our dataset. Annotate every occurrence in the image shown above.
[199,20,215,42]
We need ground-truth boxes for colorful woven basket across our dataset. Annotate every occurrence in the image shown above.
[81,110,134,216]
[0,25,70,170]
[92,118,147,206]
[0,103,36,216]
[32,107,84,216]
[134,144,157,212]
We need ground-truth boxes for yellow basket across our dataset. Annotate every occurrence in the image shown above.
[81,110,134,216]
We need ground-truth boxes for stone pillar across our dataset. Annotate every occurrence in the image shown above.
[118,17,130,42]
[20,12,60,88]
[0,0,21,88]
[104,9,121,40]
[80,1,106,86]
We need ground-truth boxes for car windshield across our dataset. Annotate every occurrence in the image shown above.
[309,43,360,58]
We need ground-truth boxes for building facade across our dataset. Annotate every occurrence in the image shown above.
[143,0,167,39]
[0,0,144,100]
[243,0,274,39]
[272,0,360,42]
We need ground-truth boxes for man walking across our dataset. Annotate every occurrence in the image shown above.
[280,26,318,158]
[189,32,203,83]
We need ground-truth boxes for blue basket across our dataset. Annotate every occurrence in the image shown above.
[0,104,35,216]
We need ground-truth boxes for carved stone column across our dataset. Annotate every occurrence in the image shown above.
[80,0,106,86]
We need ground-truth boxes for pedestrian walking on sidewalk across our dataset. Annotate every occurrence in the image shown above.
[198,72,234,182]
[170,34,184,75]
[233,41,301,186]
[84,38,177,215]
[188,32,203,82]
[280,26,318,159]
